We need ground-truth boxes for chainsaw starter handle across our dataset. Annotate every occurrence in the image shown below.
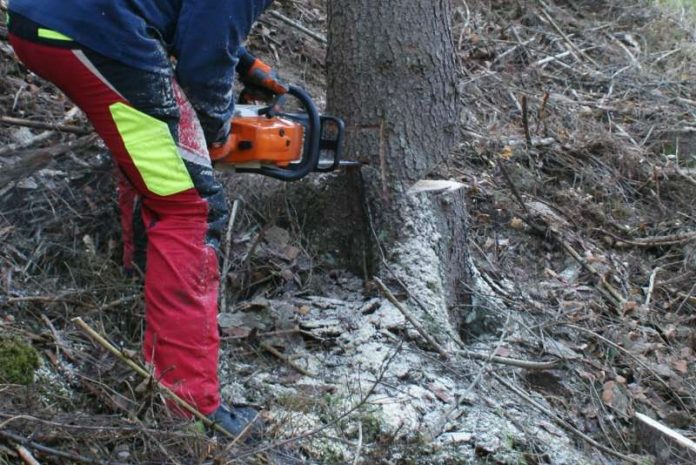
[235,85,321,182]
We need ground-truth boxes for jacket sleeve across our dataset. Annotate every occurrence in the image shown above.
[172,1,271,144]
[236,46,257,76]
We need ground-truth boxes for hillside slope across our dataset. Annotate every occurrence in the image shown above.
[1,1,695,464]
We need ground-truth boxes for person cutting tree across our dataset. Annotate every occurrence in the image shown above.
[6,0,288,437]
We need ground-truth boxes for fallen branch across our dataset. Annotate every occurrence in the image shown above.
[375,277,556,369]
[0,412,201,438]
[71,317,231,438]
[352,421,363,465]
[645,266,661,306]
[374,277,450,358]
[222,327,323,341]
[267,10,327,44]
[556,237,625,307]
[100,294,140,311]
[605,230,696,248]
[0,135,97,185]
[0,115,90,135]
[635,412,696,454]
[222,411,262,454]
[490,371,643,464]
[6,294,84,306]
[260,341,316,377]
[0,107,81,156]
[538,1,600,68]
[219,199,241,312]
[0,130,55,156]
[428,310,514,442]
[0,430,130,465]
[16,446,41,465]
[456,349,559,370]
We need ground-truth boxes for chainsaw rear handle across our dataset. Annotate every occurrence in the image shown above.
[234,85,321,182]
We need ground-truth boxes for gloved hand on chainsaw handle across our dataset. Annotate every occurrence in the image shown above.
[209,48,287,159]
[236,48,288,103]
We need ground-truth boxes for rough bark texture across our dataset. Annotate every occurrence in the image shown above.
[324,0,469,333]
[327,0,459,185]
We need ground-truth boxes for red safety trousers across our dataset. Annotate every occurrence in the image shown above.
[9,28,227,416]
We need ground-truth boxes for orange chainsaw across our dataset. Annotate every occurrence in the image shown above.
[210,85,349,181]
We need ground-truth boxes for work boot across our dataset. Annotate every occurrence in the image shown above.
[207,404,263,442]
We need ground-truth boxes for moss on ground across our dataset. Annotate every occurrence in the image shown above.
[0,337,40,385]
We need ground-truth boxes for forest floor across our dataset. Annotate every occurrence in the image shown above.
[1,1,696,464]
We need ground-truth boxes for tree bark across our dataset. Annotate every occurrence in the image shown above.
[324,0,470,338]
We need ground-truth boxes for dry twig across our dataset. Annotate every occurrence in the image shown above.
[606,230,696,248]
[635,412,696,454]
[0,115,90,135]
[0,106,81,156]
[0,430,130,465]
[15,446,41,465]
[267,10,327,44]
[0,135,97,185]
[490,371,643,464]
[260,341,316,377]
[219,199,241,312]
[374,277,450,358]
[72,317,231,437]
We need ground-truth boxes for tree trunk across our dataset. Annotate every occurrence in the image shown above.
[325,0,470,339]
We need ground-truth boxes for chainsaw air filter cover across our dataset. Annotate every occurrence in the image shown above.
[220,105,305,168]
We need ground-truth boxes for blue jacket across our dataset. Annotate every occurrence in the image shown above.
[8,0,273,142]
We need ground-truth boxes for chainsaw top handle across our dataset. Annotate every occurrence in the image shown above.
[236,85,321,182]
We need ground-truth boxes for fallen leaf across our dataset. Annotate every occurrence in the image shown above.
[295,305,311,316]
[672,359,688,374]
[621,301,639,315]
[602,381,616,405]
[475,213,492,224]
[499,145,513,160]
[509,217,524,230]
[494,347,511,357]
[602,380,631,415]
[264,226,290,248]
[279,268,294,281]
[428,383,452,403]
[283,246,301,261]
